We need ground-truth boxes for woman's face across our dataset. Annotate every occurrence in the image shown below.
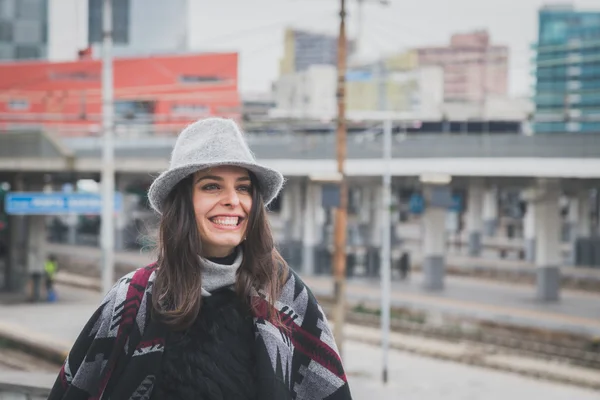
[192,166,253,258]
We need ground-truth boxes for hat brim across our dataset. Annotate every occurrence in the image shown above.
[148,161,284,214]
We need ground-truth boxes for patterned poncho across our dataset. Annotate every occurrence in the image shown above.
[48,265,353,400]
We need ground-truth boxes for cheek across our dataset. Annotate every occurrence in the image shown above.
[192,193,212,220]
[241,196,253,215]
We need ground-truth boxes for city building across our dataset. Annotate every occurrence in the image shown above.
[88,0,189,58]
[0,0,49,60]
[533,4,600,133]
[416,30,509,103]
[0,52,241,133]
[0,0,189,62]
[271,63,444,121]
[47,0,89,62]
[279,28,355,75]
[272,64,337,120]
[241,92,276,122]
[345,65,444,120]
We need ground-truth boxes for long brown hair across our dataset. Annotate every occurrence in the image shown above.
[151,172,288,331]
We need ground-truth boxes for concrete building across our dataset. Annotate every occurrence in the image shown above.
[270,62,530,123]
[272,63,444,121]
[0,52,241,128]
[47,0,89,62]
[279,28,355,75]
[533,5,600,134]
[345,66,444,119]
[241,92,276,122]
[416,30,509,103]
[271,64,337,120]
[88,0,189,58]
[0,0,189,63]
[441,95,534,122]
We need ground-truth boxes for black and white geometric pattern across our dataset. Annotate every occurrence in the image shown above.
[48,266,352,400]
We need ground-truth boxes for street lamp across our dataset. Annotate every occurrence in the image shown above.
[100,0,115,295]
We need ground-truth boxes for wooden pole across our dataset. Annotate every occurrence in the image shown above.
[333,0,348,356]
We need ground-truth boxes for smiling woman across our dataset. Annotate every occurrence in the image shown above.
[48,118,353,400]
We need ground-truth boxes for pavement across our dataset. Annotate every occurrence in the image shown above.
[303,274,600,337]
[2,341,599,400]
[344,341,600,400]
[0,284,599,398]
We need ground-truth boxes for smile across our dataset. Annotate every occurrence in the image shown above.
[209,216,243,227]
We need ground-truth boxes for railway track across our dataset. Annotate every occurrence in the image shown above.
[318,297,600,371]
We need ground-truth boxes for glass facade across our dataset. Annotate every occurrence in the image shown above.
[292,30,355,73]
[533,6,600,133]
[293,31,338,73]
[88,0,130,44]
[0,0,47,60]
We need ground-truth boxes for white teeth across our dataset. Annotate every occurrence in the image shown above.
[211,216,239,226]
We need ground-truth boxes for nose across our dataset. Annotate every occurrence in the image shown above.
[222,187,240,208]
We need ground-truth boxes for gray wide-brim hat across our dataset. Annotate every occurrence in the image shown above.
[148,118,284,214]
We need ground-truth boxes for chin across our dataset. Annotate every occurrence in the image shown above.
[210,237,243,249]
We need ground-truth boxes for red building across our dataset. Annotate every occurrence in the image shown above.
[0,52,240,135]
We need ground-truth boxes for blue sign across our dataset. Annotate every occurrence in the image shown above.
[408,192,463,214]
[450,194,463,213]
[346,70,373,82]
[5,192,123,215]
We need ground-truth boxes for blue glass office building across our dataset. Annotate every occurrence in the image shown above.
[533,5,600,133]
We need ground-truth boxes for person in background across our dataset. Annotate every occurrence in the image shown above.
[27,247,43,302]
[44,254,58,302]
[48,118,352,400]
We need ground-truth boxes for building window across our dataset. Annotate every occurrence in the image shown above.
[88,0,129,44]
[16,0,43,19]
[178,75,224,84]
[13,20,42,44]
[567,80,581,91]
[171,104,209,116]
[0,0,13,19]
[0,43,12,58]
[566,122,581,132]
[567,66,581,76]
[14,44,39,59]
[49,71,100,81]
[0,19,12,41]
[8,99,29,110]
[115,100,155,120]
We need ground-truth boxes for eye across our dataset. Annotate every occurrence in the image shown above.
[238,185,252,193]
[201,183,220,191]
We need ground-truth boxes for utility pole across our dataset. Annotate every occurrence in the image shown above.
[333,0,348,356]
[100,0,115,295]
[376,58,392,384]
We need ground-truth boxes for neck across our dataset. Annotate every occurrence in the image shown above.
[199,248,243,296]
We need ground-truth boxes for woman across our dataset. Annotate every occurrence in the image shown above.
[48,118,352,400]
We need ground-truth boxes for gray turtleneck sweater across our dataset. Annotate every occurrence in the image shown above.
[199,248,244,296]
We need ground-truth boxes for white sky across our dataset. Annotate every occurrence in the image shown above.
[187,0,600,96]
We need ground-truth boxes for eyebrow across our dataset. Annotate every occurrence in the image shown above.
[194,175,251,184]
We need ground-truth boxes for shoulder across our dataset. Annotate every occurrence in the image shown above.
[277,268,319,307]
[102,264,158,304]
[118,263,158,288]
